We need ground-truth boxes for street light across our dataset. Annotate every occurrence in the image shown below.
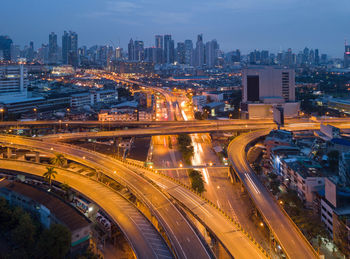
[0,108,4,121]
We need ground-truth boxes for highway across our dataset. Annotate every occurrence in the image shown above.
[0,135,211,259]
[228,129,318,259]
[119,159,268,259]
[0,159,173,259]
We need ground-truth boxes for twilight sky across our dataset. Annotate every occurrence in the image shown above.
[1,0,350,57]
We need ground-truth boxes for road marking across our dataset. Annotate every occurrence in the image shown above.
[245,173,260,194]
[176,188,212,217]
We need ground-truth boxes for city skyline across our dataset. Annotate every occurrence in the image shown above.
[1,0,350,57]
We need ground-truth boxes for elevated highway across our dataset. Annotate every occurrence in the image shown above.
[0,159,173,259]
[0,134,268,259]
[0,135,211,259]
[228,129,318,259]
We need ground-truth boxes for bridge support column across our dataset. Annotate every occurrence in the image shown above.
[7,147,12,159]
[35,152,40,163]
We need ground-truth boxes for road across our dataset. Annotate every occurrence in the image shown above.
[0,159,173,259]
[37,119,350,142]
[120,162,268,259]
[0,135,211,259]
[228,129,318,259]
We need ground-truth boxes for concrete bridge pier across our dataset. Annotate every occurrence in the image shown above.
[7,147,12,159]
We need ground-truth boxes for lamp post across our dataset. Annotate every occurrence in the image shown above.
[0,108,4,121]
[33,108,37,119]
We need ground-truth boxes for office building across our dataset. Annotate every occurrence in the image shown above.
[10,45,20,62]
[184,40,193,65]
[176,42,185,64]
[115,47,122,60]
[0,64,28,103]
[0,36,13,61]
[344,44,350,68]
[164,35,174,64]
[48,32,58,64]
[241,66,299,119]
[194,34,204,67]
[128,38,135,61]
[155,35,163,49]
[134,40,144,61]
[205,39,219,67]
[62,31,79,67]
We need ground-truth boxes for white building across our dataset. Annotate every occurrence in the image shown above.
[70,90,118,108]
[0,64,28,103]
[241,66,299,119]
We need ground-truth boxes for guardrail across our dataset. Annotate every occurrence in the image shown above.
[115,156,271,258]
[227,130,319,259]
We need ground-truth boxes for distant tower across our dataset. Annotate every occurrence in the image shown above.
[344,40,350,68]
[128,38,134,61]
[49,32,58,64]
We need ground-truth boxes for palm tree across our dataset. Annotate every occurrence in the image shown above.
[50,153,67,168]
[43,167,58,187]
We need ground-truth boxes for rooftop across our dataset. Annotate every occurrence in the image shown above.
[0,180,90,231]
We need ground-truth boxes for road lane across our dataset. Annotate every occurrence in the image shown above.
[0,159,173,259]
[228,129,318,259]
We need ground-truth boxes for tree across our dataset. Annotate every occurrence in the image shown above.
[43,167,58,187]
[189,170,205,193]
[36,224,71,259]
[177,134,194,164]
[50,153,67,168]
[0,197,12,230]
[11,212,36,250]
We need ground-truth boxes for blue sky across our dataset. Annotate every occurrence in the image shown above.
[1,0,350,57]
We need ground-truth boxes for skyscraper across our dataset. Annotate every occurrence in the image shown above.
[128,39,134,61]
[184,40,193,65]
[315,49,319,65]
[155,35,163,64]
[155,35,163,49]
[49,32,58,64]
[164,35,174,64]
[62,31,78,66]
[176,42,185,64]
[0,36,13,61]
[205,39,219,67]
[344,43,350,68]
[134,40,144,61]
[195,34,204,67]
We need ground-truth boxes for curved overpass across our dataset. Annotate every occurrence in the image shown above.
[0,135,269,259]
[0,135,211,259]
[228,129,318,259]
[0,159,173,259]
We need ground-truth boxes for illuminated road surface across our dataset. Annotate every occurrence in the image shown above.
[228,129,318,259]
[0,160,173,259]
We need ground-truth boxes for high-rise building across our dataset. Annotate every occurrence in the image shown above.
[49,32,58,64]
[176,42,185,64]
[344,43,350,68]
[0,64,28,103]
[241,66,299,119]
[115,47,122,60]
[205,39,219,67]
[10,45,20,62]
[27,41,34,62]
[184,40,193,65]
[315,49,319,65]
[0,36,13,61]
[145,47,157,63]
[155,35,163,50]
[128,39,134,61]
[62,31,78,66]
[243,66,295,103]
[164,35,174,64]
[195,34,204,67]
[134,40,144,61]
